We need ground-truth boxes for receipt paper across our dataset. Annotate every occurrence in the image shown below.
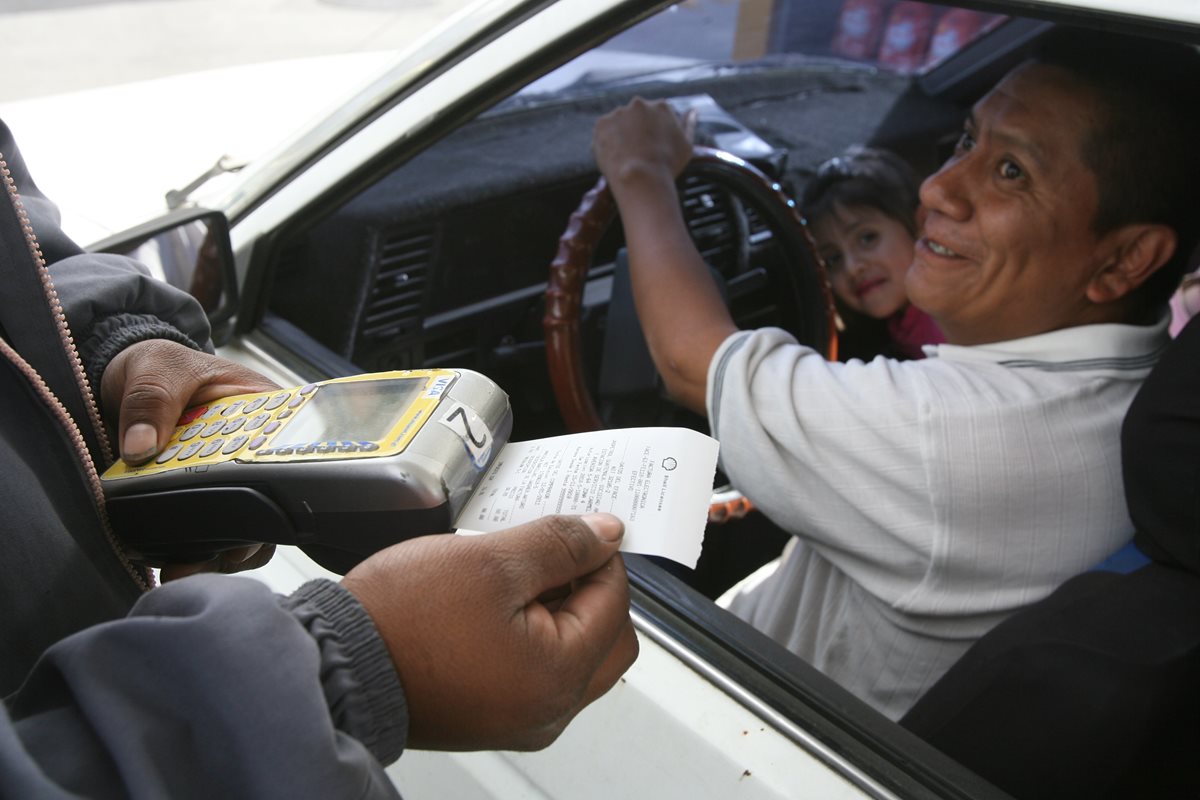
[455,427,719,568]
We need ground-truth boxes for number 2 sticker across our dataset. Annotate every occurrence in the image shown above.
[439,401,494,467]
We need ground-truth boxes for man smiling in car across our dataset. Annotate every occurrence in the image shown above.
[591,29,1200,719]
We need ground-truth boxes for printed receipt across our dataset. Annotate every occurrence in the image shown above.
[454,427,719,568]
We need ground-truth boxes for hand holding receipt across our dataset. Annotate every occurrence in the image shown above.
[456,427,719,569]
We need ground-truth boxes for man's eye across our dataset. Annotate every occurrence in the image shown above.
[956,131,976,152]
[999,160,1023,180]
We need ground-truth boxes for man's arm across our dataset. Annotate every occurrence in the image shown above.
[593,98,737,414]
[2,575,405,800]
[1,515,637,797]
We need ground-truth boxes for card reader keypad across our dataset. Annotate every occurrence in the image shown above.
[154,384,332,468]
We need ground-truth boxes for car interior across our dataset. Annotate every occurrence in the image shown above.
[239,1,1200,796]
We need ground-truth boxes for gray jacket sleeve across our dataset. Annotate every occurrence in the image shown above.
[49,252,215,392]
[3,119,214,393]
[0,576,408,800]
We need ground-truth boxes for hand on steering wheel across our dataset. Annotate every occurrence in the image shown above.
[544,146,836,432]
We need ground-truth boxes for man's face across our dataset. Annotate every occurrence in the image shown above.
[906,63,1119,345]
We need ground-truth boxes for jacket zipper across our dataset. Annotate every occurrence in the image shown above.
[0,153,151,592]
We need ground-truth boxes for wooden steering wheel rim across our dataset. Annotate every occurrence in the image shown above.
[544,146,837,434]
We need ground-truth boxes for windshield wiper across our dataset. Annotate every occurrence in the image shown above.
[166,154,248,209]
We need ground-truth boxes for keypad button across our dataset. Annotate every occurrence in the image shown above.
[299,383,318,395]
[263,421,282,434]
[220,399,247,417]
[222,435,250,455]
[242,396,269,414]
[178,406,207,426]
[277,410,293,420]
[286,395,305,409]
[201,421,225,438]
[273,446,296,456]
[263,392,291,411]
[245,413,270,431]
[155,444,183,464]
[200,439,225,458]
[178,442,204,461]
[201,404,226,419]
[178,423,205,442]
[248,436,267,450]
[360,442,380,452]
[220,417,246,435]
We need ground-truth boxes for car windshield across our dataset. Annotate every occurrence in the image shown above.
[508,0,1006,108]
[0,0,1005,246]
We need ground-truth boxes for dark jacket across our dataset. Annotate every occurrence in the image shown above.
[0,119,407,799]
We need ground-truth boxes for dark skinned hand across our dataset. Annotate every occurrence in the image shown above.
[100,339,281,580]
[342,513,639,751]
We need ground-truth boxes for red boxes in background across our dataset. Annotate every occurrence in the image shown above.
[830,0,890,60]
[877,2,934,72]
[926,8,992,67]
[829,0,1003,73]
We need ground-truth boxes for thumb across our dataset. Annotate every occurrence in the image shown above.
[115,366,194,465]
[100,341,202,463]
[499,514,625,599]
[102,340,277,464]
[682,108,699,143]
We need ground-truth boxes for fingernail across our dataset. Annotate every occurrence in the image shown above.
[581,513,623,542]
[123,423,158,462]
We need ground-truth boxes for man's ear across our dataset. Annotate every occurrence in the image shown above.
[1086,224,1177,304]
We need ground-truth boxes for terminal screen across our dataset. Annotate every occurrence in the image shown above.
[277,378,426,444]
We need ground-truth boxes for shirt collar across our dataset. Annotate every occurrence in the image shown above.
[922,313,1172,376]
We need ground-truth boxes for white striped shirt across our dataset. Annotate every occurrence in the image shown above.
[710,317,1170,720]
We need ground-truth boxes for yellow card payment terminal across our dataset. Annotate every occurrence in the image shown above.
[101,369,512,573]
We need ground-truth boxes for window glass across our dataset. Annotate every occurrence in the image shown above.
[513,0,1007,109]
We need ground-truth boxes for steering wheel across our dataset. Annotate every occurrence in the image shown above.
[544,145,837,434]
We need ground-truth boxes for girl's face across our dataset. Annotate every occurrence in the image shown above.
[811,204,916,319]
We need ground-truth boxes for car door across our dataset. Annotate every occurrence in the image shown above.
[208,1,1021,797]
[84,0,1200,796]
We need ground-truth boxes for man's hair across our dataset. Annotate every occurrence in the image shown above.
[1033,29,1200,318]
[800,145,920,237]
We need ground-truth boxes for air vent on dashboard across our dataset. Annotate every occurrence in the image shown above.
[358,227,434,346]
[679,177,738,271]
[744,205,774,245]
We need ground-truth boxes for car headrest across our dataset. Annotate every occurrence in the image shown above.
[1121,313,1200,574]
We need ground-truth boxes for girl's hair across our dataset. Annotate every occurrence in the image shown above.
[800,145,920,235]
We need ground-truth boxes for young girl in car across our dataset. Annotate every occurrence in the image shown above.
[801,145,944,360]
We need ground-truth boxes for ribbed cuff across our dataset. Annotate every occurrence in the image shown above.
[84,312,206,394]
[284,579,409,765]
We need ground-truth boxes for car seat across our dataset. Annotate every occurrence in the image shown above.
[899,314,1200,800]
